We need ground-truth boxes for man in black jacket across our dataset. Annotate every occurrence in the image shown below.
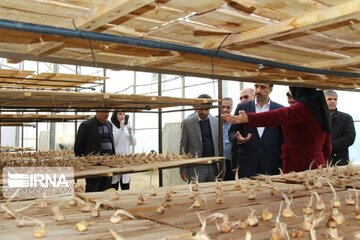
[324,90,356,165]
[74,111,115,192]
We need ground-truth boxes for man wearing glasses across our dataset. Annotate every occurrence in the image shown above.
[239,88,255,103]
[229,84,284,178]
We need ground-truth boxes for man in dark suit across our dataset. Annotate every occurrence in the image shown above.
[74,111,115,192]
[229,84,284,178]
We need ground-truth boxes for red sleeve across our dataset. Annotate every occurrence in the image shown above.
[246,102,308,128]
[323,133,332,162]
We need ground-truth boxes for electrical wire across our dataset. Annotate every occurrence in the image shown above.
[72,19,103,91]
[211,33,231,97]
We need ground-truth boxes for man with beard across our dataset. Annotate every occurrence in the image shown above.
[223,87,332,173]
[229,84,284,178]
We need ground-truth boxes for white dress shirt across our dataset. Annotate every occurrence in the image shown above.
[255,100,270,138]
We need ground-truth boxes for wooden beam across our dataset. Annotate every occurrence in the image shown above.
[68,0,155,30]
[265,40,349,59]
[204,0,360,48]
[6,58,22,64]
[1,50,359,92]
[23,0,155,56]
[0,114,91,122]
[305,55,360,68]
[0,89,219,112]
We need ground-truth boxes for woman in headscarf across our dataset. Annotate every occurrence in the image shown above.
[110,111,137,190]
[222,87,331,173]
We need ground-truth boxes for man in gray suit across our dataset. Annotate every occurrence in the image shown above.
[179,94,219,183]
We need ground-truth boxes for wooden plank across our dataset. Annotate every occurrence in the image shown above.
[79,181,360,239]
[0,89,219,111]
[1,46,360,91]
[148,21,222,45]
[0,122,35,126]
[229,0,327,20]
[0,114,91,122]
[70,0,156,30]
[306,54,360,68]
[0,69,106,90]
[0,146,33,152]
[0,206,192,240]
[0,0,88,19]
[164,0,226,13]
[191,7,267,33]
[0,7,73,28]
[74,157,224,178]
[78,180,308,212]
[24,0,156,56]
[2,166,360,239]
[0,0,360,90]
[203,0,360,48]
[260,164,360,189]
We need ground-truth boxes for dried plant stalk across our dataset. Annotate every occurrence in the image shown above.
[281,193,294,218]
[189,193,207,209]
[156,204,165,214]
[110,209,135,224]
[312,191,326,211]
[270,201,290,240]
[327,179,341,208]
[261,209,273,221]
[75,220,89,232]
[246,208,258,227]
[303,194,314,215]
[193,212,210,240]
[33,223,47,238]
[109,228,124,240]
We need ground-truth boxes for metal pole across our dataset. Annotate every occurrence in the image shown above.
[74,64,79,140]
[218,79,224,176]
[49,63,58,150]
[35,61,39,150]
[132,71,136,153]
[181,76,185,120]
[102,68,106,93]
[158,73,163,187]
[0,109,1,147]
[20,61,24,149]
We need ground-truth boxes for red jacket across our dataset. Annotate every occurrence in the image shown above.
[246,102,331,173]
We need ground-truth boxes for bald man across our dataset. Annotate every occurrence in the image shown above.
[240,88,255,103]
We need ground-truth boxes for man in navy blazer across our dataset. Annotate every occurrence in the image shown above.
[229,84,284,178]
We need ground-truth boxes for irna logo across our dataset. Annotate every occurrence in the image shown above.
[7,172,69,188]
[3,167,74,199]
